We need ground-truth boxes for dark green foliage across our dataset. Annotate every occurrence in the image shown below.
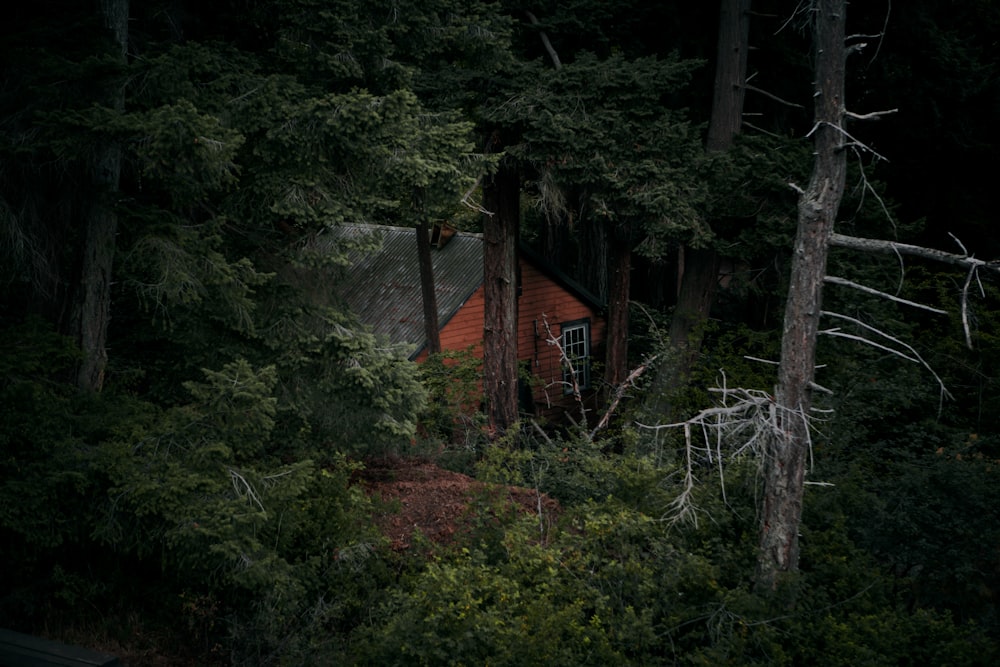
[2,0,1000,663]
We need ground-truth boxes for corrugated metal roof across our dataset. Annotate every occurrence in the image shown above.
[327,224,484,358]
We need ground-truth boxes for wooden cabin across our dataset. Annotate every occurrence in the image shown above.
[327,224,607,420]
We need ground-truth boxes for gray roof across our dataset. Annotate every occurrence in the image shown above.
[328,224,484,358]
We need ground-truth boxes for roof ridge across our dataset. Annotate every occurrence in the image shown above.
[339,222,484,240]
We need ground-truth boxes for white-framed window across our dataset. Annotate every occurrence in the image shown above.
[560,319,591,393]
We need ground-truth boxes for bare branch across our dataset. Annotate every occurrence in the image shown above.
[831,122,890,161]
[821,310,954,405]
[868,0,891,64]
[591,355,657,438]
[636,372,821,525]
[228,467,266,513]
[948,232,969,256]
[846,42,867,57]
[744,355,779,366]
[845,108,898,121]
[540,316,589,429]
[824,275,948,314]
[742,120,785,140]
[460,175,494,216]
[525,11,562,70]
[745,84,805,109]
[830,233,1000,272]
[847,145,896,232]
[961,265,977,350]
[531,419,554,446]
[774,1,810,35]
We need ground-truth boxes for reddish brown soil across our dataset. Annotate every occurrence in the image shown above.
[358,458,560,550]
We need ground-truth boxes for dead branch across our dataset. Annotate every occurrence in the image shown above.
[960,264,978,350]
[591,356,657,439]
[460,176,494,216]
[949,232,969,256]
[525,11,562,70]
[821,310,954,405]
[745,84,805,109]
[531,419,554,446]
[823,121,890,162]
[845,108,898,121]
[830,233,1000,272]
[636,372,813,525]
[540,315,589,429]
[744,355,779,365]
[824,275,947,314]
[847,145,896,232]
[743,120,785,140]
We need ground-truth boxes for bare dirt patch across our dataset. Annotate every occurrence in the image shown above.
[357,458,560,550]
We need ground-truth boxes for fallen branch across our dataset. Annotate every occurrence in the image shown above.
[591,355,657,438]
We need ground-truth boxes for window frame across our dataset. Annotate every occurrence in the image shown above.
[559,318,591,394]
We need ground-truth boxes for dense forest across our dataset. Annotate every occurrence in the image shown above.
[2,0,999,664]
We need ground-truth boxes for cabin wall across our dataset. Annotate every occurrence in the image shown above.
[517,260,605,416]
[414,289,486,363]
[415,257,605,421]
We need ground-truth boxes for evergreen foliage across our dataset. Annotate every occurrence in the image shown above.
[1,0,999,663]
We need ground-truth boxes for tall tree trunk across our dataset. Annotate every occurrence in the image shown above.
[415,220,441,355]
[646,0,749,417]
[706,0,751,154]
[483,164,520,435]
[604,227,632,389]
[756,0,847,592]
[77,0,128,392]
[577,214,608,303]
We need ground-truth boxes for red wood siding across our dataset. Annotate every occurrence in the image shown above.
[436,288,486,359]
[517,260,605,413]
[415,256,605,419]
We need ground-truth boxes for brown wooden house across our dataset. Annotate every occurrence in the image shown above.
[327,224,607,419]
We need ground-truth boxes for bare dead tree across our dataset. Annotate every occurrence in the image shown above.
[640,0,1000,595]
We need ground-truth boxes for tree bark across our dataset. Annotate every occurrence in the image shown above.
[415,220,441,355]
[756,0,847,592]
[77,0,128,392]
[604,229,632,389]
[652,247,720,418]
[706,0,751,154]
[646,0,749,417]
[577,214,608,303]
[483,164,520,435]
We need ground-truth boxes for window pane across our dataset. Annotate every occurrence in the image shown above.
[561,321,590,393]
